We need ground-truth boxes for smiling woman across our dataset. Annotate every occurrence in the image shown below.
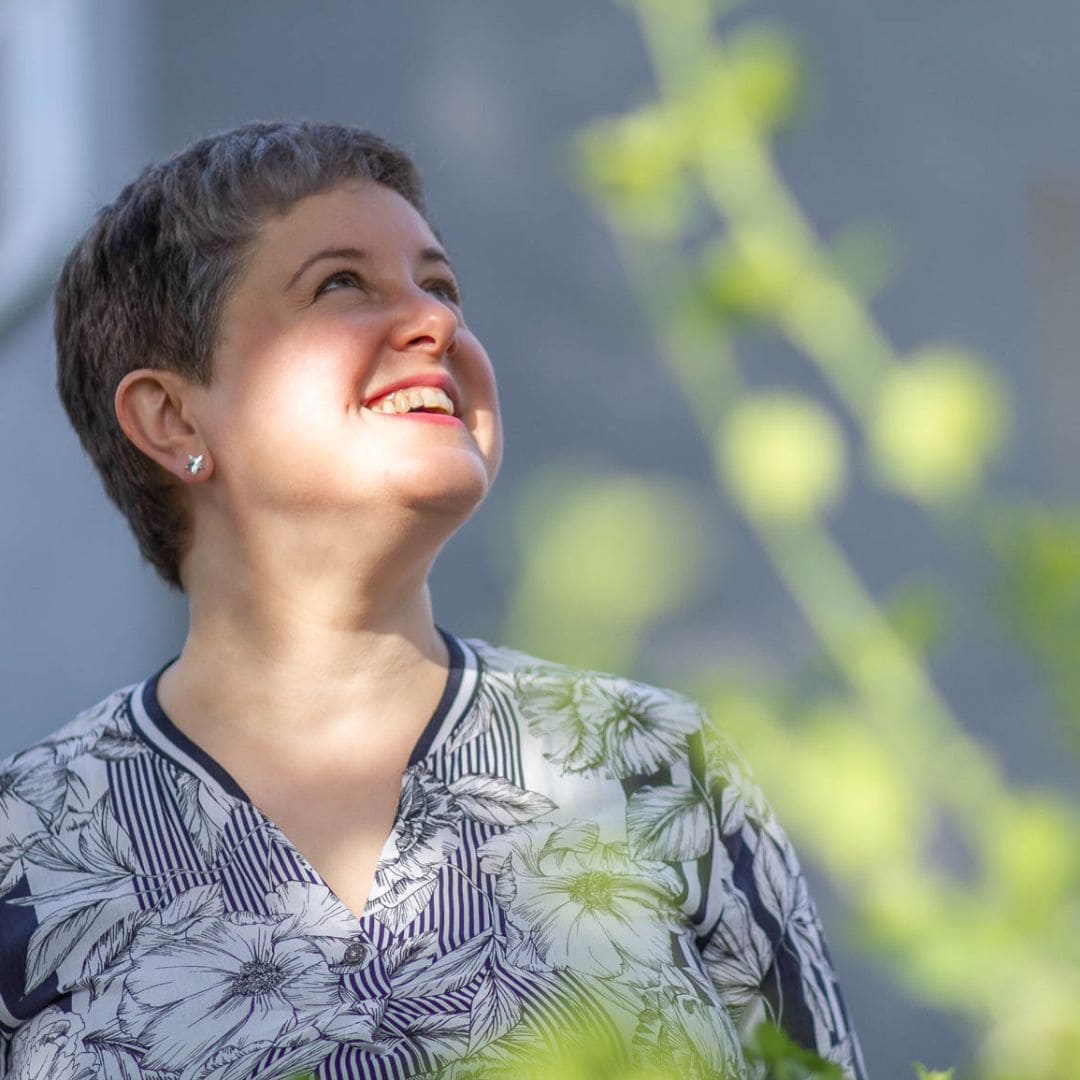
[0,121,864,1079]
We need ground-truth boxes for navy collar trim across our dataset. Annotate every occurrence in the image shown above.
[128,628,479,803]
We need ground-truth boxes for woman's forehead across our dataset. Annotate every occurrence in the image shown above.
[256,180,440,259]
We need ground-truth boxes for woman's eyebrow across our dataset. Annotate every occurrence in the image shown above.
[285,245,454,291]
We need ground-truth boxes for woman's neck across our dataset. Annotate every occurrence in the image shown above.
[160,523,453,754]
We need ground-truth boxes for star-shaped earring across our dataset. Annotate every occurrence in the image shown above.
[186,453,206,476]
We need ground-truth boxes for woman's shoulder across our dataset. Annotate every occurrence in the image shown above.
[461,636,743,781]
[0,683,145,834]
[464,636,701,704]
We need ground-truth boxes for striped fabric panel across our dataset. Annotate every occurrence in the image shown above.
[217,803,318,913]
[108,756,213,909]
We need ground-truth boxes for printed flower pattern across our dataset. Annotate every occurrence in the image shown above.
[117,913,341,1076]
[480,821,684,976]
[631,967,743,1079]
[6,1007,97,1080]
[515,666,702,778]
[0,638,864,1079]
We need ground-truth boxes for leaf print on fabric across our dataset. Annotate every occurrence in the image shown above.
[393,929,496,998]
[32,693,129,770]
[311,996,387,1046]
[700,887,776,1017]
[443,683,498,755]
[156,882,227,926]
[420,969,632,1080]
[750,827,801,930]
[175,771,234,864]
[116,913,341,1078]
[0,829,49,899]
[7,1006,98,1080]
[781,876,856,1062]
[502,918,548,973]
[467,964,524,1053]
[12,795,143,994]
[625,782,712,862]
[366,765,462,932]
[709,752,772,838]
[210,1031,334,1080]
[88,728,146,761]
[0,743,85,843]
[384,931,440,982]
[382,1009,472,1064]
[448,775,556,827]
[538,820,599,861]
[479,822,683,976]
[77,907,152,1002]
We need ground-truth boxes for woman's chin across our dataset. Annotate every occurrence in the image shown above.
[374,460,493,522]
[402,477,492,521]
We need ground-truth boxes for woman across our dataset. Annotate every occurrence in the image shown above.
[0,122,864,1079]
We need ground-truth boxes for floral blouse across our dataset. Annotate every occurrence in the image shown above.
[0,634,865,1079]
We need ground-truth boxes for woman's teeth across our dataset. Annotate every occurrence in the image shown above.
[367,386,455,416]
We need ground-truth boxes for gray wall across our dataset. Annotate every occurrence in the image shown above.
[3,2,1080,1073]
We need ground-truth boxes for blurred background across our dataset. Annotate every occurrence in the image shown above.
[2,1,1080,1075]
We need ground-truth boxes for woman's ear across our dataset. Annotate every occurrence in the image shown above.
[114,369,213,482]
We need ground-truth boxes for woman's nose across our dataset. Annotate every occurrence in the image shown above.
[389,290,458,356]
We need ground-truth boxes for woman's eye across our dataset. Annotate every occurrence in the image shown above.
[315,270,362,297]
[426,278,462,305]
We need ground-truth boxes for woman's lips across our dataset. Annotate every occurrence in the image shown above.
[372,410,463,427]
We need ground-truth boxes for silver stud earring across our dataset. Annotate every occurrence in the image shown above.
[186,453,206,476]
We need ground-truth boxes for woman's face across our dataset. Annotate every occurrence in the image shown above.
[191,180,502,543]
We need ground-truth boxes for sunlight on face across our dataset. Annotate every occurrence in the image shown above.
[190,181,503,548]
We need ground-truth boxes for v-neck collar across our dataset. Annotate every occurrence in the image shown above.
[128,628,480,804]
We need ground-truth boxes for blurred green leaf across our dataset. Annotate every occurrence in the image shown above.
[744,1021,845,1078]
[575,107,699,238]
[726,22,803,130]
[829,220,900,300]
[869,346,1009,503]
[505,468,710,672]
[978,793,1080,925]
[702,228,810,325]
[883,578,950,659]
[717,391,848,523]
[989,503,1080,741]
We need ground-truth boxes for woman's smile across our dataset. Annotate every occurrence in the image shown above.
[362,372,461,419]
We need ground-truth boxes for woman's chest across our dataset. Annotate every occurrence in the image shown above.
[7,754,746,1078]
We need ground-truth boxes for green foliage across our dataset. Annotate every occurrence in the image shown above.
[744,1022,845,1079]
[881,578,950,659]
[828,220,900,301]
[503,467,709,673]
[717,391,847,523]
[503,1,1080,1077]
[868,346,1009,503]
[989,502,1080,741]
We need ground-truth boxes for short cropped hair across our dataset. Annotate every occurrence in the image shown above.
[55,120,427,588]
